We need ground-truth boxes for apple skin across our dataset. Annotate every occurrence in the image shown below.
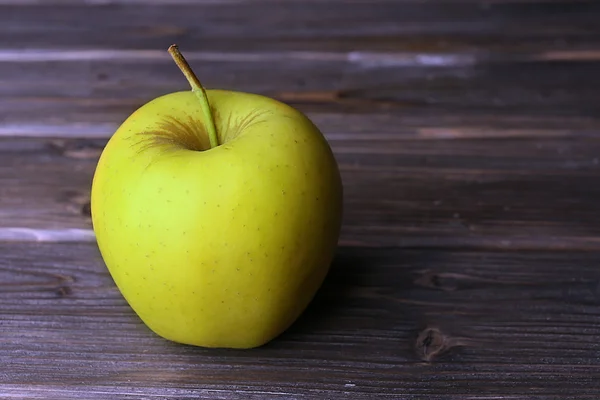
[91,89,343,348]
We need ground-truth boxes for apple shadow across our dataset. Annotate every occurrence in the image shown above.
[276,247,474,362]
[281,246,417,341]
[289,247,369,330]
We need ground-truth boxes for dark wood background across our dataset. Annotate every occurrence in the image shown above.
[2,1,600,398]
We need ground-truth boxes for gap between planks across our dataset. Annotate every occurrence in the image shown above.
[0,228,96,242]
[0,48,598,64]
[4,228,600,252]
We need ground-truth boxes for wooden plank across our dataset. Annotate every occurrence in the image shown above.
[2,136,600,249]
[2,53,599,105]
[2,105,599,139]
[1,0,599,138]
[2,242,600,398]
[1,55,600,138]
[1,1,598,51]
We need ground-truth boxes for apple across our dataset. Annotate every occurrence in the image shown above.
[91,45,343,348]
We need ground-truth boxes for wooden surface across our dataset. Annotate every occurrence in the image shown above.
[2,1,600,398]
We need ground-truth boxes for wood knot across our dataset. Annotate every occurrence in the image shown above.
[414,271,458,291]
[81,201,91,218]
[416,327,460,362]
[56,285,72,298]
[59,190,92,220]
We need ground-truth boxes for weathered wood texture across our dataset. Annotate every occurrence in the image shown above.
[4,1,598,51]
[3,243,600,399]
[3,136,600,249]
[2,0,600,398]
[1,1,599,137]
[3,57,600,138]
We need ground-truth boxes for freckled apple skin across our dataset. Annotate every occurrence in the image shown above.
[91,90,343,348]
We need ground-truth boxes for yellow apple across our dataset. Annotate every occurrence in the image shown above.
[90,45,343,348]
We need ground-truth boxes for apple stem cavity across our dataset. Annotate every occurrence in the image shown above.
[168,44,219,149]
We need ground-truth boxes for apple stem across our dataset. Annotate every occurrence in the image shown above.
[168,44,219,149]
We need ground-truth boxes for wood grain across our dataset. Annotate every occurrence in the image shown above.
[2,55,600,138]
[2,136,600,249]
[2,1,598,51]
[3,99,599,139]
[1,0,599,138]
[2,242,600,399]
[3,0,600,398]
